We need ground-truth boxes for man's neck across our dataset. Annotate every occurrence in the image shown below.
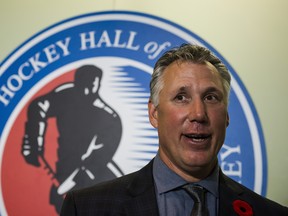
[159,152,218,182]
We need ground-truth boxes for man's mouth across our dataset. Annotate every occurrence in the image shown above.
[183,133,211,143]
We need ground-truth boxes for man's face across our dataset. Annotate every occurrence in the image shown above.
[149,61,229,181]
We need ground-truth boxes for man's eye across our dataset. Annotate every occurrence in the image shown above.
[204,94,219,103]
[175,94,186,102]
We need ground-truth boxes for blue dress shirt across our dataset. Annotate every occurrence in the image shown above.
[153,154,219,216]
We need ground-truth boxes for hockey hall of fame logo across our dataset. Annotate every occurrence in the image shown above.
[0,11,267,215]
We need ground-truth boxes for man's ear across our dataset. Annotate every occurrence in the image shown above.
[148,100,158,128]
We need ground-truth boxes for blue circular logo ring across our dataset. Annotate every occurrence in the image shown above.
[0,10,267,215]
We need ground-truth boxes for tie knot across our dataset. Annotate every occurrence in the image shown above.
[183,184,205,203]
[183,184,208,216]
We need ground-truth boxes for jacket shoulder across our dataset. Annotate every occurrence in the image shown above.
[220,172,288,216]
[61,160,156,216]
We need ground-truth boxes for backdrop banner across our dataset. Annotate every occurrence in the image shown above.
[0,11,266,215]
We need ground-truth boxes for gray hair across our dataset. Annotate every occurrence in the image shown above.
[150,44,231,106]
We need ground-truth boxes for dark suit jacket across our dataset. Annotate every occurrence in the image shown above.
[61,160,288,216]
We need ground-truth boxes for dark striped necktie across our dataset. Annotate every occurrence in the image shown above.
[183,184,208,216]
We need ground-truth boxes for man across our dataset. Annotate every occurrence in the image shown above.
[60,44,288,215]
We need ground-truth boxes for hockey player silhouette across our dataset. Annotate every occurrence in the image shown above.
[21,65,123,213]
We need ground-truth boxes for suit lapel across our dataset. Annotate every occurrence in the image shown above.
[219,170,244,216]
[123,160,159,216]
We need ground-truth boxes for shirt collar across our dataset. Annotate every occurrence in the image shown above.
[153,153,219,197]
[153,153,186,194]
[198,164,219,198]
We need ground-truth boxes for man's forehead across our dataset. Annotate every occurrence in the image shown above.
[161,67,224,95]
[163,62,221,82]
[173,83,224,94]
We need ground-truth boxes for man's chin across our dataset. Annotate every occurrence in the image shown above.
[184,154,217,171]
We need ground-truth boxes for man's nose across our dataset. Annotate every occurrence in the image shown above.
[188,99,208,123]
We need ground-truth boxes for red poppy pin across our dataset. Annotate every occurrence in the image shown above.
[232,200,253,216]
